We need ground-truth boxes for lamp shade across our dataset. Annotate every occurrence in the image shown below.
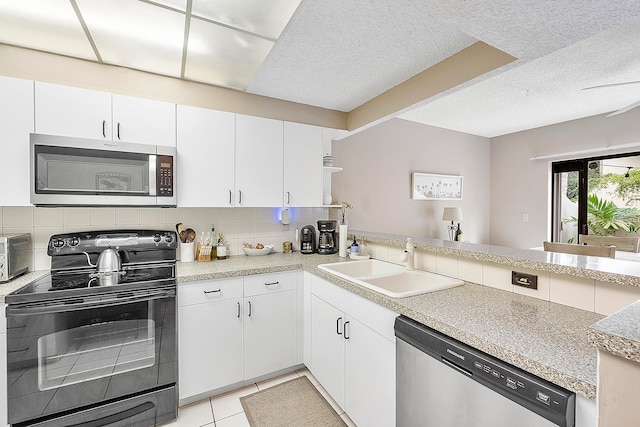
[442,207,463,222]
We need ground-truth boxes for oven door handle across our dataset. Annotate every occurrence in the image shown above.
[7,290,175,316]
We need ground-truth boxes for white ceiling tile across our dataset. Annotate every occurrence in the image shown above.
[185,17,274,90]
[75,0,185,77]
[192,0,302,39]
[0,0,96,60]
[247,0,476,111]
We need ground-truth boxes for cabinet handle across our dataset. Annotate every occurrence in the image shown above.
[238,190,242,205]
[237,301,240,318]
[265,281,279,286]
[102,120,106,138]
[336,317,343,335]
[286,191,291,205]
[343,321,350,340]
[117,122,121,140]
[229,190,232,205]
[248,300,252,317]
[203,289,221,294]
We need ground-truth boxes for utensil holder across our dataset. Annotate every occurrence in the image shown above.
[180,242,195,262]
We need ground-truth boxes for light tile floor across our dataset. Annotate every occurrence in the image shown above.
[164,368,356,427]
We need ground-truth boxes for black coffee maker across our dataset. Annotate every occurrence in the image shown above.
[317,220,338,254]
[300,225,316,254]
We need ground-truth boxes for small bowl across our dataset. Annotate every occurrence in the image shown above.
[243,245,274,256]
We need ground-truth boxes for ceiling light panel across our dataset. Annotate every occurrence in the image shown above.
[147,0,188,12]
[0,0,96,60]
[185,17,274,90]
[191,0,302,39]
[75,0,186,77]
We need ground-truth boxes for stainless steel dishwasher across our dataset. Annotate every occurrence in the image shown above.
[395,316,575,427]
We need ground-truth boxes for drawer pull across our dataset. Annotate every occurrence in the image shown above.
[203,289,221,294]
[265,281,280,286]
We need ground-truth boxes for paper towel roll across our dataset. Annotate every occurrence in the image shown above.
[339,223,348,257]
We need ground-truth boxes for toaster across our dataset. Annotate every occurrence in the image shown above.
[0,233,32,282]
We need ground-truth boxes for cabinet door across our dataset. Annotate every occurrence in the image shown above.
[243,290,297,380]
[235,114,283,206]
[284,122,322,207]
[176,105,235,206]
[310,295,346,408]
[178,298,243,400]
[112,94,176,147]
[344,316,395,427]
[34,82,112,139]
[0,77,33,206]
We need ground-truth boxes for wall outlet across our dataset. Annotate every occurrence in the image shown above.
[512,271,538,289]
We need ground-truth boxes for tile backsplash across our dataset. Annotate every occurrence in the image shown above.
[1,206,328,271]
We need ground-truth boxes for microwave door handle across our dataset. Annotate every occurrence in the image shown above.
[149,154,157,196]
[7,291,174,316]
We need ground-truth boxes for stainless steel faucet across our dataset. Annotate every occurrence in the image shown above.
[399,238,415,271]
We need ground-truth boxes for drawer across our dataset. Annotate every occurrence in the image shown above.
[178,278,243,307]
[244,271,297,297]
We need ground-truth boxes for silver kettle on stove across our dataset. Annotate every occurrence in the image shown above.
[84,247,124,285]
[96,248,122,272]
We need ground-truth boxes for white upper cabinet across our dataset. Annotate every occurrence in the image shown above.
[284,122,322,207]
[235,114,283,207]
[112,94,176,147]
[0,76,33,206]
[34,82,176,146]
[176,105,235,206]
[35,82,112,140]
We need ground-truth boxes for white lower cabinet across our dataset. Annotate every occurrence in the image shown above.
[178,272,298,402]
[310,275,397,427]
[178,278,244,399]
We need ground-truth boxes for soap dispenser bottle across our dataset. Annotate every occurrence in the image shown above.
[350,236,359,256]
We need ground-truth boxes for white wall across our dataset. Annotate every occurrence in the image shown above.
[331,118,491,243]
[490,108,640,249]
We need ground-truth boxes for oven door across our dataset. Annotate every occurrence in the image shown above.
[6,285,176,425]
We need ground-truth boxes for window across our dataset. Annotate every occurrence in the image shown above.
[551,153,640,243]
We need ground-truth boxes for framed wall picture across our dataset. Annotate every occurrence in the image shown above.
[412,173,463,200]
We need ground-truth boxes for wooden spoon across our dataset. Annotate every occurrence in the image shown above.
[186,228,196,243]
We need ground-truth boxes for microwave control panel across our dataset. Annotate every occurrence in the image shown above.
[157,155,174,197]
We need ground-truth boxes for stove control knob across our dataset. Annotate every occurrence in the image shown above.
[52,239,65,248]
[69,237,80,247]
[153,234,162,243]
[164,234,174,243]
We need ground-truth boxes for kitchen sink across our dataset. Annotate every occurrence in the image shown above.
[318,259,463,298]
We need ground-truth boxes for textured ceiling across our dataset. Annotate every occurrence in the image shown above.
[2,1,640,137]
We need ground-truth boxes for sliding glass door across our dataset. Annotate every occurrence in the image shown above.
[552,154,640,243]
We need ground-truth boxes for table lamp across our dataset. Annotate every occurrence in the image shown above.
[442,207,463,241]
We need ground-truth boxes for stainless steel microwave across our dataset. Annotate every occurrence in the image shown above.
[30,133,176,207]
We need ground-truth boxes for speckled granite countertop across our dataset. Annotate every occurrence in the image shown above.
[588,300,640,363]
